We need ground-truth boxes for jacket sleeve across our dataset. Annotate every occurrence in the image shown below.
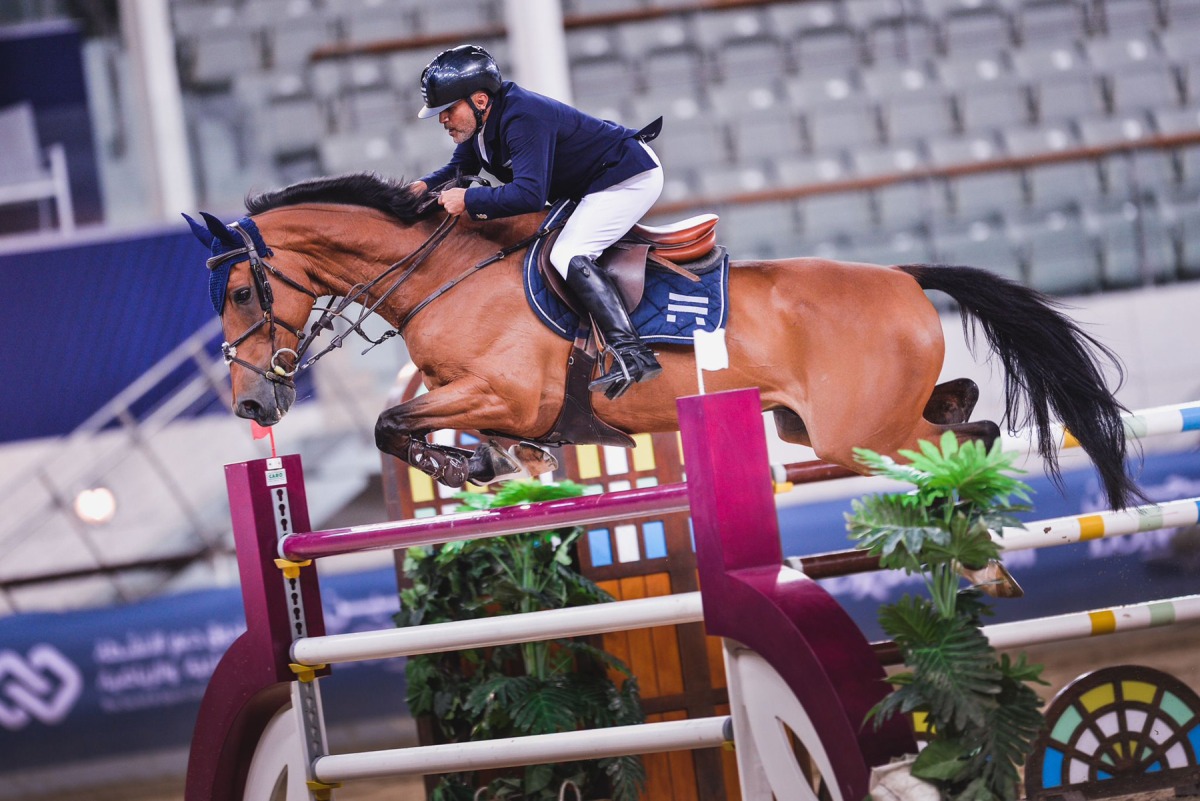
[463,109,555,220]
[419,140,481,189]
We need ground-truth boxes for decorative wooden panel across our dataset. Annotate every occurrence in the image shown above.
[380,367,735,799]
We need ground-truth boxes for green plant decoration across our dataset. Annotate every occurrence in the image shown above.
[846,432,1048,801]
[396,479,646,801]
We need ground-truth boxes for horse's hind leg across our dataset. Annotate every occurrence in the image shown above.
[924,378,980,425]
[772,408,811,447]
[772,377,983,448]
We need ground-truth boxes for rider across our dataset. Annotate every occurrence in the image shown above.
[408,44,665,400]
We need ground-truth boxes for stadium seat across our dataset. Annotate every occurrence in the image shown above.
[1158,28,1200,71]
[773,153,850,188]
[344,87,402,135]
[1010,40,1088,81]
[615,17,690,59]
[257,97,325,157]
[731,114,804,162]
[941,8,1018,61]
[696,163,773,197]
[1002,123,1080,156]
[1162,0,1200,30]
[570,0,645,14]
[955,78,1035,131]
[793,26,865,78]
[1174,198,1200,276]
[415,0,499,36]
[187,33,264,88]
[319,131,400,175]
[843,0,923,29]
[565,27,619,62]
[340,4,416,45]
[804,98,883,154]
[798,191,877,237]
[845,229,935,266]
[850,143,925,176]
[717,201,801,258]
[764,2,847,38]
[1088,201,1177,286]
[950,171,1028,219]
[932,217,1025,282]
[1032,70,1107,122]
[643,47,706,93]
[865,18,939,66]
[653,120,730,171]
[1107,63,1185,112]
[692,7,769,51]
[926,134,1004,167]
[1083,33,1162,71]
[1095,0,1165,32]
[1025,160,1104,212]
[876,180,948,231]
[268,16,339,67]
[572,58,641,106]
[714,39,791,84]
[1014,0,1092,46]
[1077,113,1154,146]
[1021,211,1102,294]
[879,89,958,143]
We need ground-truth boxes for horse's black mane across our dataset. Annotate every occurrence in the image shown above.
[245,172,438,220]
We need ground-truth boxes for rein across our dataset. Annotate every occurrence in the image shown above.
[214,187,560,386]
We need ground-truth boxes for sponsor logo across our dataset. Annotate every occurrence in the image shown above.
[0,644,83,729]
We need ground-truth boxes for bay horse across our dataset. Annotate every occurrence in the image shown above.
[187,173,1138,510]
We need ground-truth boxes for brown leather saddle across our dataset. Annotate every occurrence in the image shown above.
[536,213,721,314]
[533,213,724,448]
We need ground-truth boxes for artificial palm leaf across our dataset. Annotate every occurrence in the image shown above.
[849,436,1044,799]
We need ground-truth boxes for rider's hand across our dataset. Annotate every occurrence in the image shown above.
[410,180,428,196]
[438,187,468,216]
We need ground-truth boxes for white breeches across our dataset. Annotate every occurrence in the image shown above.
[548,142,664,278]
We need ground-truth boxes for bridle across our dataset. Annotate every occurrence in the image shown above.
[210,182,559,388]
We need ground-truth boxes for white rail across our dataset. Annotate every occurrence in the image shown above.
[984,594,1200,650]
[313,716,732,783]
[293,592,704,666]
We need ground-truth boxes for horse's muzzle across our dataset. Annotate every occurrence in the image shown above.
[233,380,295,426]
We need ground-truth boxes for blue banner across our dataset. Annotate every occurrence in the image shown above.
[0,566,406,774]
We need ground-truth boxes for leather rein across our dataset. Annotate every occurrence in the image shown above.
[209,189,558,388]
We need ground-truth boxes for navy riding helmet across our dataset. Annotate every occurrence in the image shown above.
[417,44,503,120]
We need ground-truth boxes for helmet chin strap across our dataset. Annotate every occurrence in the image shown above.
[470,94,493,137]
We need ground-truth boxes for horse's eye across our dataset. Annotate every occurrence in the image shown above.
[232,287,253,304]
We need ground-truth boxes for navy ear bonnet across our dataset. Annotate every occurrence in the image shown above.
[182,212,273,314]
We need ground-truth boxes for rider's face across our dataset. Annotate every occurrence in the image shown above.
[438,94,487,144]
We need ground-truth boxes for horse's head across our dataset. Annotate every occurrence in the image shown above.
[184,211,317,426]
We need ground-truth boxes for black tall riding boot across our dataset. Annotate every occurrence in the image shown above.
[565,255,662,400]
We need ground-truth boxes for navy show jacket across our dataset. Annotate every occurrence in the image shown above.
[418,82,659,221]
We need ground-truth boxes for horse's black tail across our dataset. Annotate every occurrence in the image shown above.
[898,264,1141,510]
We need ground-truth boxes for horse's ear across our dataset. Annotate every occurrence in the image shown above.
[199,211,241,247]
[182,213,215,248]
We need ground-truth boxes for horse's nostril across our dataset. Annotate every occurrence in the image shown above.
[237,398,263,419]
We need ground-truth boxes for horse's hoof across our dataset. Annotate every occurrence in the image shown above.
[509,442,559,477]
[961,558,1024,599]
[466,440,522,485]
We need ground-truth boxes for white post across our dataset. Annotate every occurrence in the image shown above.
[503,0,573,104]
[118,0,196,219]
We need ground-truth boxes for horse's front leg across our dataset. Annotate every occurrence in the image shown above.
[373,381,525,488]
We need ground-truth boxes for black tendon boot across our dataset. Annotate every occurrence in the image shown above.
[565,255,663,399]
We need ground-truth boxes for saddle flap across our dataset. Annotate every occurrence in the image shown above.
[537,230,647,314]
[598,243,649,311]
